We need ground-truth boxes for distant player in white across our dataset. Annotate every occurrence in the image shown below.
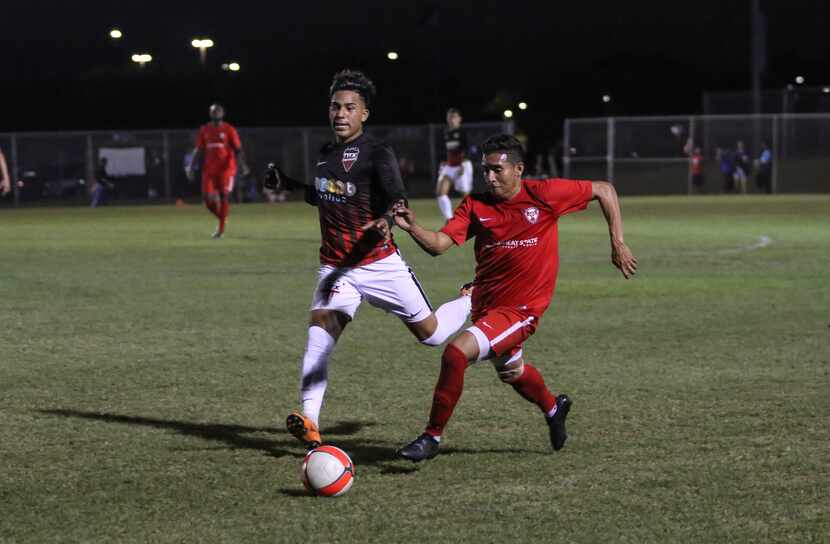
[435,108,473,220]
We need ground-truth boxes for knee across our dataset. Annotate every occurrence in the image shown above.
[494,358,524,383]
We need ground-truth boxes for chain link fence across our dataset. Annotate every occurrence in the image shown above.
[564,114,830,195]
[0,122,510,208]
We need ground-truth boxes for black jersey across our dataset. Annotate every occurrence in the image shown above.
[444,127,467,166]
[308,133,407,267]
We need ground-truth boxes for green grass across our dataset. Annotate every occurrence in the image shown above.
[1,195,828,543]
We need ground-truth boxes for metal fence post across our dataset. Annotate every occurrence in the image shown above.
[772,114,780,194]
[302,128,310,182]
[428,124,437,183]
[688,116,695,195]
[11,134,19,207]
[606,117,615,183]
[86,133,94,202]
[162,131,172,200]
[563,119,570,179]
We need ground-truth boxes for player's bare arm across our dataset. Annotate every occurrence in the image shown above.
[185,148,201,181]
[394,206,455,256]
[591,181,638,279]
[236,147,251,176]
[0,151,11,195]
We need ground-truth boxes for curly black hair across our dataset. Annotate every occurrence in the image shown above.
[480,134,525,164]
[329,69,376,108]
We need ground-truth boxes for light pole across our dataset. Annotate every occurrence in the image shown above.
[191,38,214,65]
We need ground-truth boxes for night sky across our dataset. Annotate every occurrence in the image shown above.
[3,1,828,151]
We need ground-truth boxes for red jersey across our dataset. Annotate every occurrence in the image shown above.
[441,178,593,319]
[196,122,241,174]
[690,152,703,175]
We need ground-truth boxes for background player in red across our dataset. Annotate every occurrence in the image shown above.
[394,134,637,461]
[435,108,473,221]
[263,70,473,449]
[186,103,250,238]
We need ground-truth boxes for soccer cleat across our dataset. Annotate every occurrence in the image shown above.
[396,433,440,462]
[286,412,322,449]
[546,394,572,451]
[459,282,474,297]
[211,229,224,239]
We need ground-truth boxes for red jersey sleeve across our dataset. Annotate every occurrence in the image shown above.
[228,125,241,152]
[538,178,593,218]
[195,126,206,150]
[439,195,474,245]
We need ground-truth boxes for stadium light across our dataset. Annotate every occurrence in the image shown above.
[222,62,241,72]
[518,102,528,111]
[109,29,123,39]
[823,87,830,94]
[387,51,399,61]
[191,38,214,65]
[130,53,152,66]
[795,75,805,85]
[602,94,612,103]
[503,109,514,119]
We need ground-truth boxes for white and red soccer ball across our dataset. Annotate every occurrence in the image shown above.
[301,445,354,497]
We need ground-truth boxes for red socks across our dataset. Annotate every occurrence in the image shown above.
[425,344,469,438]
[510,363,556,414]
[205,199,220,218]
[218,200,229,233]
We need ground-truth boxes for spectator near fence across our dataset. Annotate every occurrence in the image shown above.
[90,157,115,208]
[684,138,705,194]
[733,140,750,194]
[717,147,736,193]
[755,141,773,194]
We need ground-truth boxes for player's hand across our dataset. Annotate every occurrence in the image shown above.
[263,162,283,191]
[393,206,417,232]
[611,241,637,279]
[185,166,195,182]
[361,216,393,242]
[241,163,252,177]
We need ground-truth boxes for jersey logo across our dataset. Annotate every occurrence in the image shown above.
[219,133,226,140]
[523,207,540,224]
[342,147,359,173]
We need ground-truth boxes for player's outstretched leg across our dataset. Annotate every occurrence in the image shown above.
[416,283,472,347]
[435,176,454,221]
[397,343,470,462]
[287,325,336,447]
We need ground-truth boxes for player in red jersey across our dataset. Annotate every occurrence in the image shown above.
[186,103,250,238]
[394,134,637,461]
[263,70,473,448]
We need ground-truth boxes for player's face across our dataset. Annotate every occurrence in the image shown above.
[210,105,225,123]
[447,112,461,129]
[329,91,369,143]
[482,152,524,200]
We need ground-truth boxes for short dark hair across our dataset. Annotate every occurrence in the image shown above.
[480,134,525,164]
[447,107,461,116]
[329,69,376,108]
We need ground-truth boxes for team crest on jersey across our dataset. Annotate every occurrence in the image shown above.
[219,133,226,140]
[342,147,359,172]
[523,207,540,224]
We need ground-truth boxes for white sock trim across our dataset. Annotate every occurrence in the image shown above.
[437,195,453,220]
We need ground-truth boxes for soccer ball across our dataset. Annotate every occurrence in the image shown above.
[301,445,355,497]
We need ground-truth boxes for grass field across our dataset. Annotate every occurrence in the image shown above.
[1,195,828,543]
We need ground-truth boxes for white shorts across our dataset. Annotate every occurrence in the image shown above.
[438,160,473,194]
[310,252,433,323]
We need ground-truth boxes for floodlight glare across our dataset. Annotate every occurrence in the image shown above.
[387,51,399,61]
[795,75,805,84]
[110,29,123,39]
[602,94,612,103]
[229,62,240,72]
[503,109,514,119]
[518,102,528,110]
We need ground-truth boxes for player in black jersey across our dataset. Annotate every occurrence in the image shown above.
[435,108,473,220]
[265,70,473,448]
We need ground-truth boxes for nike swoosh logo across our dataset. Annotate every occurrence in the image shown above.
[480,217,494,222]
[316,161,327,166]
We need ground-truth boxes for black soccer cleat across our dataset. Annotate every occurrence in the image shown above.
[397,433,441,462]
[546,394,572,451]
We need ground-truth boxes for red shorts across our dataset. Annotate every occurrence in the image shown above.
[470,306,538,360]
[202,171,235,195]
